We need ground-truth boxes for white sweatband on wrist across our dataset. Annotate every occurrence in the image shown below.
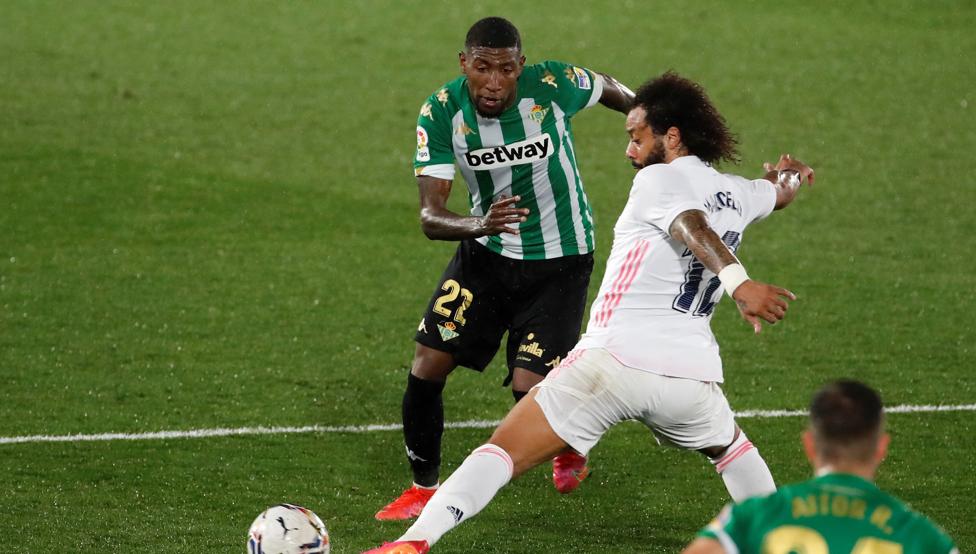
[718,263,750,298]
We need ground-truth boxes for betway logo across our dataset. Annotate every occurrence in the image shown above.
[463,134,553,169]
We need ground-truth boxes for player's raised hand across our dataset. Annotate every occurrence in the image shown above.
[763,153,815,186]
[480,195,529,236]
[731,280,796,334]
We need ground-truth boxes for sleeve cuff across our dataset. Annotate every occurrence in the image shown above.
[752,178,777,222]
[415,164,455,180]
[585,72,605,109]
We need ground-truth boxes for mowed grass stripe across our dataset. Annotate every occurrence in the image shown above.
[2,403,974,445]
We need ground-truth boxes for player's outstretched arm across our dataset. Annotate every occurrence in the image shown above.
[596,72,635,113]
[418,175,528,240]
[761,153,815,210]
[670,209,795,334]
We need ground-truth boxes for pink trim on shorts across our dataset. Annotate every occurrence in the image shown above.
[593,240,651,327]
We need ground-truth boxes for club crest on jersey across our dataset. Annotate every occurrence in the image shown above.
[528,104,549,124]
[437,321,460,342]
[416,126,430,162]
[436,88,449,105]
[541,71,558,88]
[419,102,433,120]
[463,134,553,169]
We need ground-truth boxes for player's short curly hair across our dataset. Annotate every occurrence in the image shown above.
[465,17,521,51]
[810,379,885,462]
[633,72,739,165]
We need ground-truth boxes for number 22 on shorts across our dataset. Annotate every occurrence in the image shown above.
[432,279,474,325]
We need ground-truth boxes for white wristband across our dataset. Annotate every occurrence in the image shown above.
[718,263,750,299]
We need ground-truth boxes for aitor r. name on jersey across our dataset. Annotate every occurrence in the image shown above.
[413,61,605,261]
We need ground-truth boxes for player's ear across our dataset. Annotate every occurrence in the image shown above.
[459,51,467,72]
[666,126,682,150]
[802,429,817,465]
[874,432,890,465]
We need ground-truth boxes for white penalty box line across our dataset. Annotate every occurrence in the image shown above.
[1,403,974,446]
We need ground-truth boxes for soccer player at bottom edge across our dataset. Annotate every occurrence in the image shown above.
[683,379,958,554]
[364,70,815,553]
[376,16,636,520]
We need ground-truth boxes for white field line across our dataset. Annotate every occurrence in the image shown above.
[1,403,974,446]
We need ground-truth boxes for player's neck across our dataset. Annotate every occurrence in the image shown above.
[663,147,690,164]
[814,462,877,481]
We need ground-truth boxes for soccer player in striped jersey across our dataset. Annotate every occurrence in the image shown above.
[684,380,958,554]
[376,16,635,520]
[364,73,814,553]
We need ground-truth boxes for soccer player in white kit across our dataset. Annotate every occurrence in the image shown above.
[364,71,815,554]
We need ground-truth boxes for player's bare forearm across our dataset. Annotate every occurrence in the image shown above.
[419,204,493,240]
[669,210,739,274]
[597,72,635,114]
[417,175,528,240]
[670,209,794,333]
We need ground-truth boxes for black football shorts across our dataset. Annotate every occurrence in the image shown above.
[414,239,593,378]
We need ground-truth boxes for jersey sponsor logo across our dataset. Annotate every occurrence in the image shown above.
[437,321,460,341]
[572,66,592,89]
[541,70,558,88]
[463,134,553,169]
[416,126,430,162]
[545,356,561,369]
[417,317,427,334]
[436,87,449,105]
[419,102,433,120]
[528,104,549,124]
[518,334,545,357]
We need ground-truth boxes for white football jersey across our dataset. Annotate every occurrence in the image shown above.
[575,155,776,382]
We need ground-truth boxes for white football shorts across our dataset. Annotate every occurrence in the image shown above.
[532,348,736,455]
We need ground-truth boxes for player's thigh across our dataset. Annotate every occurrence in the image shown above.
[414,241,507,372]
[532,349,631,456]
[639,379,736,451]
[505,252,594,377]
[488,389,569,477]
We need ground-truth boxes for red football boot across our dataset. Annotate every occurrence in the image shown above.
[362,540,430,554]
[552,451,590,494]
[374,485,437,520]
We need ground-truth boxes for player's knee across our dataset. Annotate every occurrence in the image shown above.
[411,345,456,381]
[510,366,545,391]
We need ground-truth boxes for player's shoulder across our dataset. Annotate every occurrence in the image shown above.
[633,163,688,189]
[885,494,957,547]
[520,60,596,92]
[418,77,465,125]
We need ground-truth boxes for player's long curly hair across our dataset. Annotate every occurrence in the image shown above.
[633,71,739,165]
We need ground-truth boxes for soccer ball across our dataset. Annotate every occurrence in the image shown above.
[247,503,330,554]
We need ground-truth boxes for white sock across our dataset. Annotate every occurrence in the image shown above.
[709,432,776,502]
[399,443,513,545]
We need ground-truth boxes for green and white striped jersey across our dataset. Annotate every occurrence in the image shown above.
[699,473,958,554]
[414,61,604,260]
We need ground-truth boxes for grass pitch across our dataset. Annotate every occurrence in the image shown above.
[2,1,974,551]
